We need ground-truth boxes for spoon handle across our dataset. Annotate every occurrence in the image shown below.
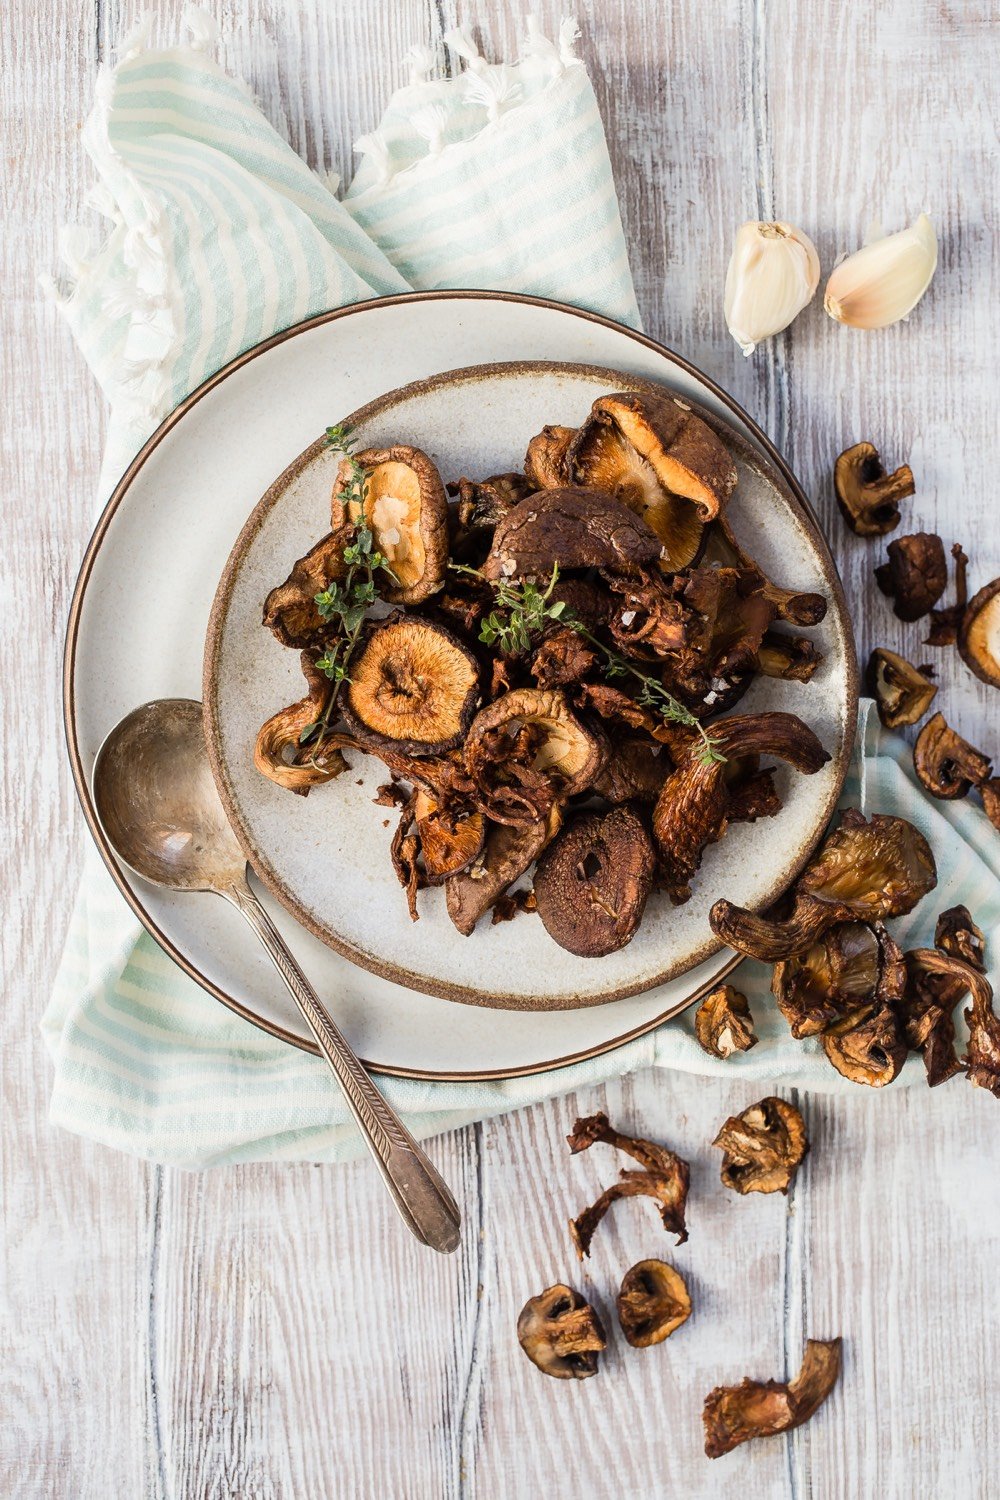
[223,875,461,1254]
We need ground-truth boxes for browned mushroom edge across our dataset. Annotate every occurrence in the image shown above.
[958,577,1000,688]
[694,985,758,1058]
[834,441,915,537]
[703,1338,842,1458]
[875,532,948,622]
[254,652,360,794]
[913,712,992,800]
[712,1096,808,1194]
[866,648,937,729]
[516,1284,606,1380]
[617,1260,692,1348]
[567,1111,690,1250]
[334,443,450,605]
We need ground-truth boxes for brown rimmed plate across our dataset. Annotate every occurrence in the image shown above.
[66,293,857,1075]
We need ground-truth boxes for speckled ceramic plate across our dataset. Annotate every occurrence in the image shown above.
[203,359,853,1011]
[66,293,857,1075]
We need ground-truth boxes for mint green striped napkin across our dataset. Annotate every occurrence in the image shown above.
[43,13,999,1166]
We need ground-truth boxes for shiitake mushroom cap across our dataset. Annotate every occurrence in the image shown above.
[958,577,1000,689]
[341,615,481,756]
[534,806,656,957]
[334,444,449,605]
[482,486,663,581]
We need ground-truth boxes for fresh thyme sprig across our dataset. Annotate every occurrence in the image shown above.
[449,560,725,765]
[297,423,397,758]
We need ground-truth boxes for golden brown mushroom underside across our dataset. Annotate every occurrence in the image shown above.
[703,1338,842,1458]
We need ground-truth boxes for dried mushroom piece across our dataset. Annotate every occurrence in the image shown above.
[412,790,486,883]
[482,486,663,581]
[959,577,1000,688]
[445,808,560,936]
[924,543,969,647]
[757,631,823,683]
[711,810,937,962]
[818,925,908,1087]
[982,778,1000,832]
[694,985,758,1058]
[341,615,480,755]
[567,1111,690,1249]
[834,441,914,537]
[534,807,656,957]
[334,444,449,605]
[713,1096,808,1194]
[703,1338,842,1459]
[913,711,992,799]
[772,921,882,1037]
[875,532,948,621]
[254,652,358,793]
[516,1285,606,1380]
[262,525,352,647]
[591,735,669,804]
[906,948,999,1098]
[617,1260,691,1348]
[464,687,606,825]
[653,711,829,903]
[935,904,986,971]
[523,424,575,490]
[704,515,827,628]
[449,471,531,535]
[867,648,937,728]
[530,627,597,689]
[902,943,971,1088]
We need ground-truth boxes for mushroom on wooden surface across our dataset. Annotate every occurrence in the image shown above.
[867,648,937,728]
[712,1096,808,1194]
[834,440,914,536]
[616,1260,691,1348]
[875,532,948,621]
[703,1339,842,1459]
[516,1285,606,1381]
[959,577,1000,688]
[567,1111,690,1250]
[913,712,992,800]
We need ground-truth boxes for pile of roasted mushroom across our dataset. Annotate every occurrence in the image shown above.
[256,391,832,953]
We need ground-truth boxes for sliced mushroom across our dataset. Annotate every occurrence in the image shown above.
[482,487,663,582]
[413,789,486,883]
[534,807,656,956]
[254,652,358,793]
[902,945,969,1087]
[341,615,480,756]
[959,577,1000,688]
[925,543,969,646]
[906,948,999,1099]
[523,424,575,490]
[262,525,352,647]
[464,687,606,825]
[568,391,737,566]
[703,1338,842,1459]
[653,711,829,903]
[704,515,827,627]
[711,810,937,962]
[822,1001,908,1086]
[516,1285,606,1380]
[935,904,986,971]
[334,444,449,604]
[617,1260,691,1348]
[757,631,823,683]
[772,921,881,1038]
[867,648,937,728]
[445,806,560,936]
[875,532,948,621]
[567,1111,690,1249]
[913,711,992,799]
[834,441,914,537]
[694,985,758,1058]
[713,1096,808,1195]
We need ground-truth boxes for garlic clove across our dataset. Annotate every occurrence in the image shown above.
[724,221,821,357]
[824,213,937,329]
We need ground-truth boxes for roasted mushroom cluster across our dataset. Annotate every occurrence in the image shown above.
[256,395,831,953]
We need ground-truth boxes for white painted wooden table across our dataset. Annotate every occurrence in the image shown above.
[4,2,998,1495]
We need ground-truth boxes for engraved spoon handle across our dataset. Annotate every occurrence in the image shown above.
[222,875,461,1254]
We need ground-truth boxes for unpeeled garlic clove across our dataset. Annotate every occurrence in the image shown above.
[824,214,937,329]
[724,221,820,356]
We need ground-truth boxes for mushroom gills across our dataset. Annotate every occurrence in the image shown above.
[342,615,480,754]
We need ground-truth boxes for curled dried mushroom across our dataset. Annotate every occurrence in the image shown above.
[834,441,914,537]
[875,532,948,621]
[463,687,606,825]
[568,391,737,567]
[334,444,449,604]
[924,542,969,647]
[703,1338,842,1459]
[772,921,881,1038]
[935,904,986,970]
[523,424,575,490]
[906,947,1000,1099]
[959,577,1000,689]
[713,1096,808,1194]
[534,807,655,957]
[254,652,357,793]
[711,810,936,962]
[482,486,663,581]
[617,1260,691,1348]
[567,1111,690,1251]
[867,648,937,729]
[516,1284,606,1380]
[341,615,480,755]
[263,525,352,647]
[694,985,758,1058]
[913,712,992,799]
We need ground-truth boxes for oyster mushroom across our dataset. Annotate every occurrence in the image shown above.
[567,391,738,567]
[772,921,882,1038]
[567,1111,690,1250]
[653,711,829,904]
[482,487,663,582]
[711,810,937,962]
[262,524,352,647]
[333,444,449,605]
[712,1096,808,1194]
[875,532,948,621]
[445,808,561,936]
[834,441,915,537]
[413,790,486,883]
[694,985,758,1058]
[959,577,1000,689]
[523,424,575,489]
[464,687,607,825]
[913,712,992,799]
[617,1260,691,1348]
[534,807,656,957]
[703,1338,842,1459]
[704,514,827,627]
[341,615,480,756]
[254,652,359,793]
[867,648,937,728]
[516,1285,606,1380]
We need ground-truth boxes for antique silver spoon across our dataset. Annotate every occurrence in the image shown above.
[92,698,461,1254]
